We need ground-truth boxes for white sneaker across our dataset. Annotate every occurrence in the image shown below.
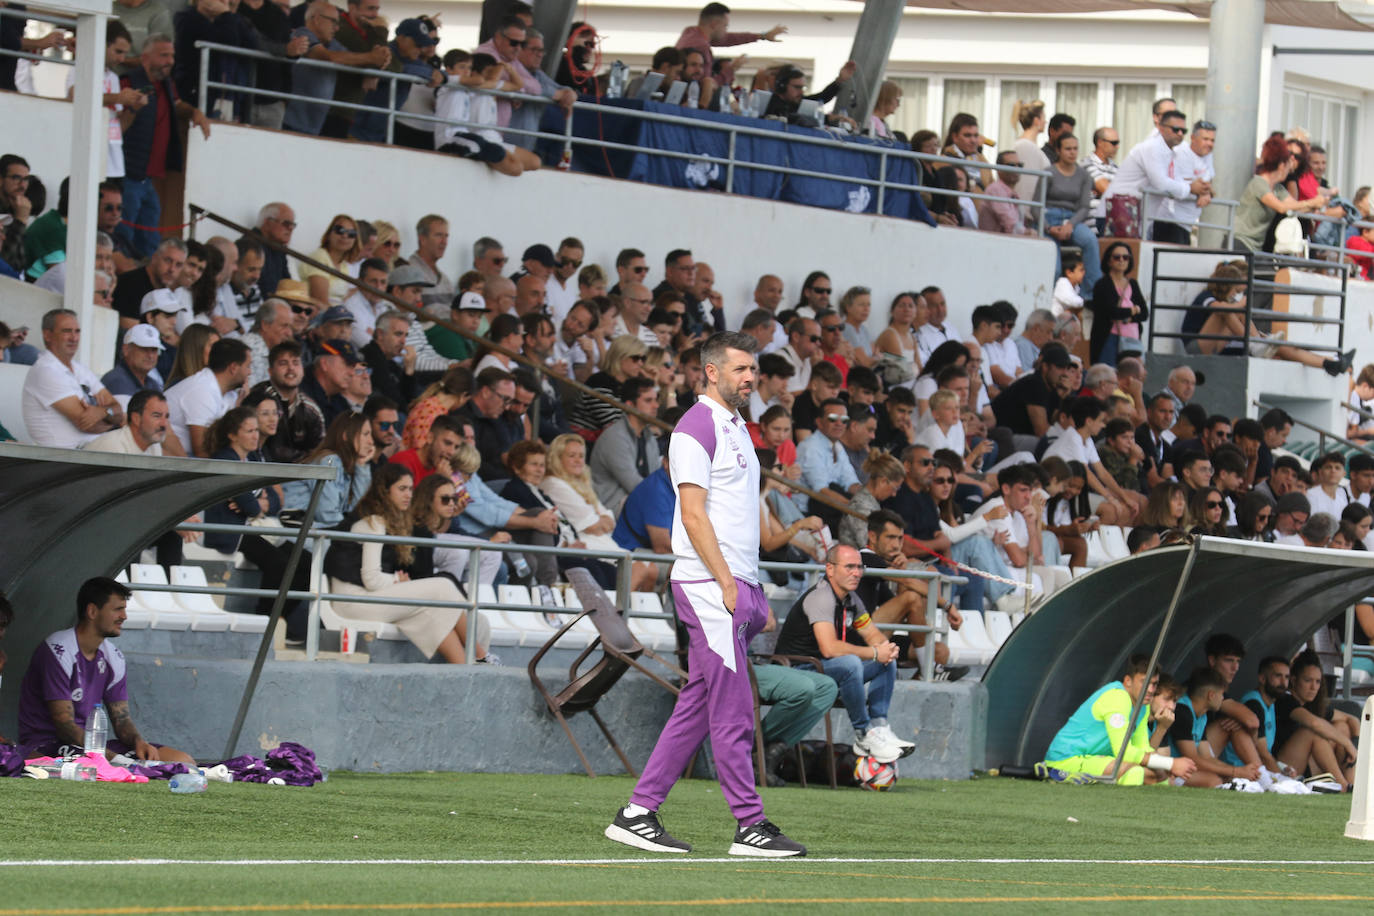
[867,724,915,758]
[853,728,902,764]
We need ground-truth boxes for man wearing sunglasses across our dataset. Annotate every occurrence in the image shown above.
[1103,109,1211,228]
[611,248,649,296]
[544,237,584,325]
[778,316,820,395]
[1084,127,1120,234]
[252,202,296,297]
[795,398,861,534]
[1153,120,1215,245]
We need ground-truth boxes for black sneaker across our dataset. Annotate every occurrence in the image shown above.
[729,819,806,857]
[931,663,969,682]
[604,808,691,854]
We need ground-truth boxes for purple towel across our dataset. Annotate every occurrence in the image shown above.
[213,741,322,786]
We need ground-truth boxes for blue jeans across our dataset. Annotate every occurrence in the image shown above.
[1099,333,1143,367]
[951,534,1013,603]
[118,177,162,258]
[1046,206,1102,291]
[803,654,895,734]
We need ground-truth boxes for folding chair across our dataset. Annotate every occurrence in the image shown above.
[527,568,685,778]
[748,628,838,790]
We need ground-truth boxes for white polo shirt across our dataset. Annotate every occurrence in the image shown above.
[669,395,761,585]
[21,350,106,449]
[165,367,238,455]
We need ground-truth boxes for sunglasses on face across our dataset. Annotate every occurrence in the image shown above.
[1104,139,1120,146]
[288,304,311,315]
[501,33,525,46]
[1164,125,1187,135]
[932,475,955,485]
[809,335,822,343]
[560,258,581,269]
[1110,254,1130,261]
[811,287,832,295]
[438,494,458,505]
[378,420,400,430]
[821,325,841,333]
[627,354,646,363]
[916,458,934,466]
[631,266,649,274]
[332,225,357,238]
[1257,512,1272,521]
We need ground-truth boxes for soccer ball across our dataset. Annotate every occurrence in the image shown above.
[854,755,898,791]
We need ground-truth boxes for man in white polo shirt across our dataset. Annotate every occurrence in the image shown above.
[605,331,806,859]
[85,389,171,456]
[21,309,124,448]
[164,337,251,457]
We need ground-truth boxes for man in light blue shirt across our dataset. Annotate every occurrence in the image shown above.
[795,397,860,515]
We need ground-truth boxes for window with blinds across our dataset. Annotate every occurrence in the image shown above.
[1113,83,1157,156]
[944,79,986,139]
[1172,84,1206,125]
[998,80,1042,150]
[1055,82,1099,141]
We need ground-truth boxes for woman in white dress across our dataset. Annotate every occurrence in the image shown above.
[874,291,924,388]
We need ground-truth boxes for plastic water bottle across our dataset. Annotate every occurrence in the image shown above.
[84,704,109,757]
[606,61,627,99]
[170,770,208,794]
[511,553,532,580]
[686,81,700,109]
[28,760,98,781]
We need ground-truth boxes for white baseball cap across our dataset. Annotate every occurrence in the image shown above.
[139,288,181,315]
[123,323,166,351]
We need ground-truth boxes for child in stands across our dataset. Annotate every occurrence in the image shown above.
[435,51,538,176]
[1052,253,1085,318]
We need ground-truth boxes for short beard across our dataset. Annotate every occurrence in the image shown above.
[717,378,748,411]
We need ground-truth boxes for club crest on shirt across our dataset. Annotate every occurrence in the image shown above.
[97,658,106,674]
[71,687,84,702]
[736,453,747,469]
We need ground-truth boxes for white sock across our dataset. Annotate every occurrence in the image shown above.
[623,803,651,818]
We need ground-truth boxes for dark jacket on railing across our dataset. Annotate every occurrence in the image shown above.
[173,8,260,110]
[121,67,184,181]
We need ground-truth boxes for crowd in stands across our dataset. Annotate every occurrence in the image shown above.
[5,2,1374,788]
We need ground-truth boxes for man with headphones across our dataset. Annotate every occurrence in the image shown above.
[764,61,858,128]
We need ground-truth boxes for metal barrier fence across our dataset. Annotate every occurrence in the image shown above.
[187,40,1053,229]
[1146,246,1348,358]
[139,520,963,671]
[1140,189,1238,248]
[1253,398,1374,463]
[1297,210,1374,267]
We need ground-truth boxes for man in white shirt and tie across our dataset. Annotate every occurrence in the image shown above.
[1103,110,1211,234]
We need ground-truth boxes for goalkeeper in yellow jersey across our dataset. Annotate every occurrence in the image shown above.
[1039,655,1197,785]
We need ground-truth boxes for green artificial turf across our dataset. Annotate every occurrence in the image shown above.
[3,772,1374,914]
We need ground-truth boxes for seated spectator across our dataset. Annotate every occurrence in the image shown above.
[451,367,519,482]
[1228,491,1273,541]
[858,507,967,680]
[977,152,1029,235]
[1233,135,1330,253]
[410,472,505,594]
[102,321,167,406]
[795,397,861,525]
[280,412,373,528]
[874,387,918,455]
[973,463,1070,596]
[1348,365,1374,442]
[401,365,470,451]
[241,299,295,388]
[569,335,648,440]
[790,360,842,442]
[85,389,172,456]
[773,545,913,764]
[991,342,1072,449]
[868,79,901,139]
[282,1,390,136]
[873,292,922,389]
[22,309,125,448]
[338,257,392,348]
[749,403,798,472]
[250,340,326,463]
[589,377,662,515]
[299,338,360,428]
[626,46,682,99]
[1042,396,1139,524]
[1270,491,1311,545]
[112,238,186,332]
[18,576,195,763]
[1041,654,1193,786]
[1304,451,1348,520]
[1188,486,1228,537]
[473,314,522,375]
[1183,262,1353,375]
[1053,255,1086,322]
[22,176,68,282]
[1275,651,1360,789]
[298,214,361,306]
[764,61,857,128]
[325,463,494,664]
[501,441,620,593]
[942,112,992,192]
[1098,417,1143,497]
[391,413,465,485]
[162,336,249,457]
[1140,480,1191,532]
[1298,512,1338,549]
[1041,458,1092,568]
[839,407,878,484]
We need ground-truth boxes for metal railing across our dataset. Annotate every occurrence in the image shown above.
[0,6,76,69]
[1140,189,1238,248]
[143,520,961,672]
[1296,210,1374,270]
[1147,247,1348,358]
[188,40,1052,229]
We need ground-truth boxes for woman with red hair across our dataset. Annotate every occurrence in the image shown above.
[1233,135,1330,252]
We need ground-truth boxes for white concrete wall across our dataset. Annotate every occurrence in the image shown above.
[180,120,1056,336]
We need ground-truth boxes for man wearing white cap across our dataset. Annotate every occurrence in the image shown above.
[102,322,167,404]
[135,288,180,378]
[21,308,123,449]
[427,291,485,363]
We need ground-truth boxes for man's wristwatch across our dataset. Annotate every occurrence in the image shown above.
[104,406,117,423]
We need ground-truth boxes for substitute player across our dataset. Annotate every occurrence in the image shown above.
[1040,654,1195,785]
[604,332,806,858]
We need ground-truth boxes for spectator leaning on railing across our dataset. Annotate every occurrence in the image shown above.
[282,0,390,137]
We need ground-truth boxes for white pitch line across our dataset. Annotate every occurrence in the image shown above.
[4,858,1374,867]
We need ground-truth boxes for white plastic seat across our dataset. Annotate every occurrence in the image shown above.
[227,612,268,634]
[944,625,989,665]
[629,591,677,651]
[318,591,406,642]
[959,610,999,660]
[130,564,193,630]
[983,610,1013,648]
[169,566,232,632]
[1100,526,1130,561]
[1083,531,1110,568]
[498,584,557,646]
[115,569,151,629]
